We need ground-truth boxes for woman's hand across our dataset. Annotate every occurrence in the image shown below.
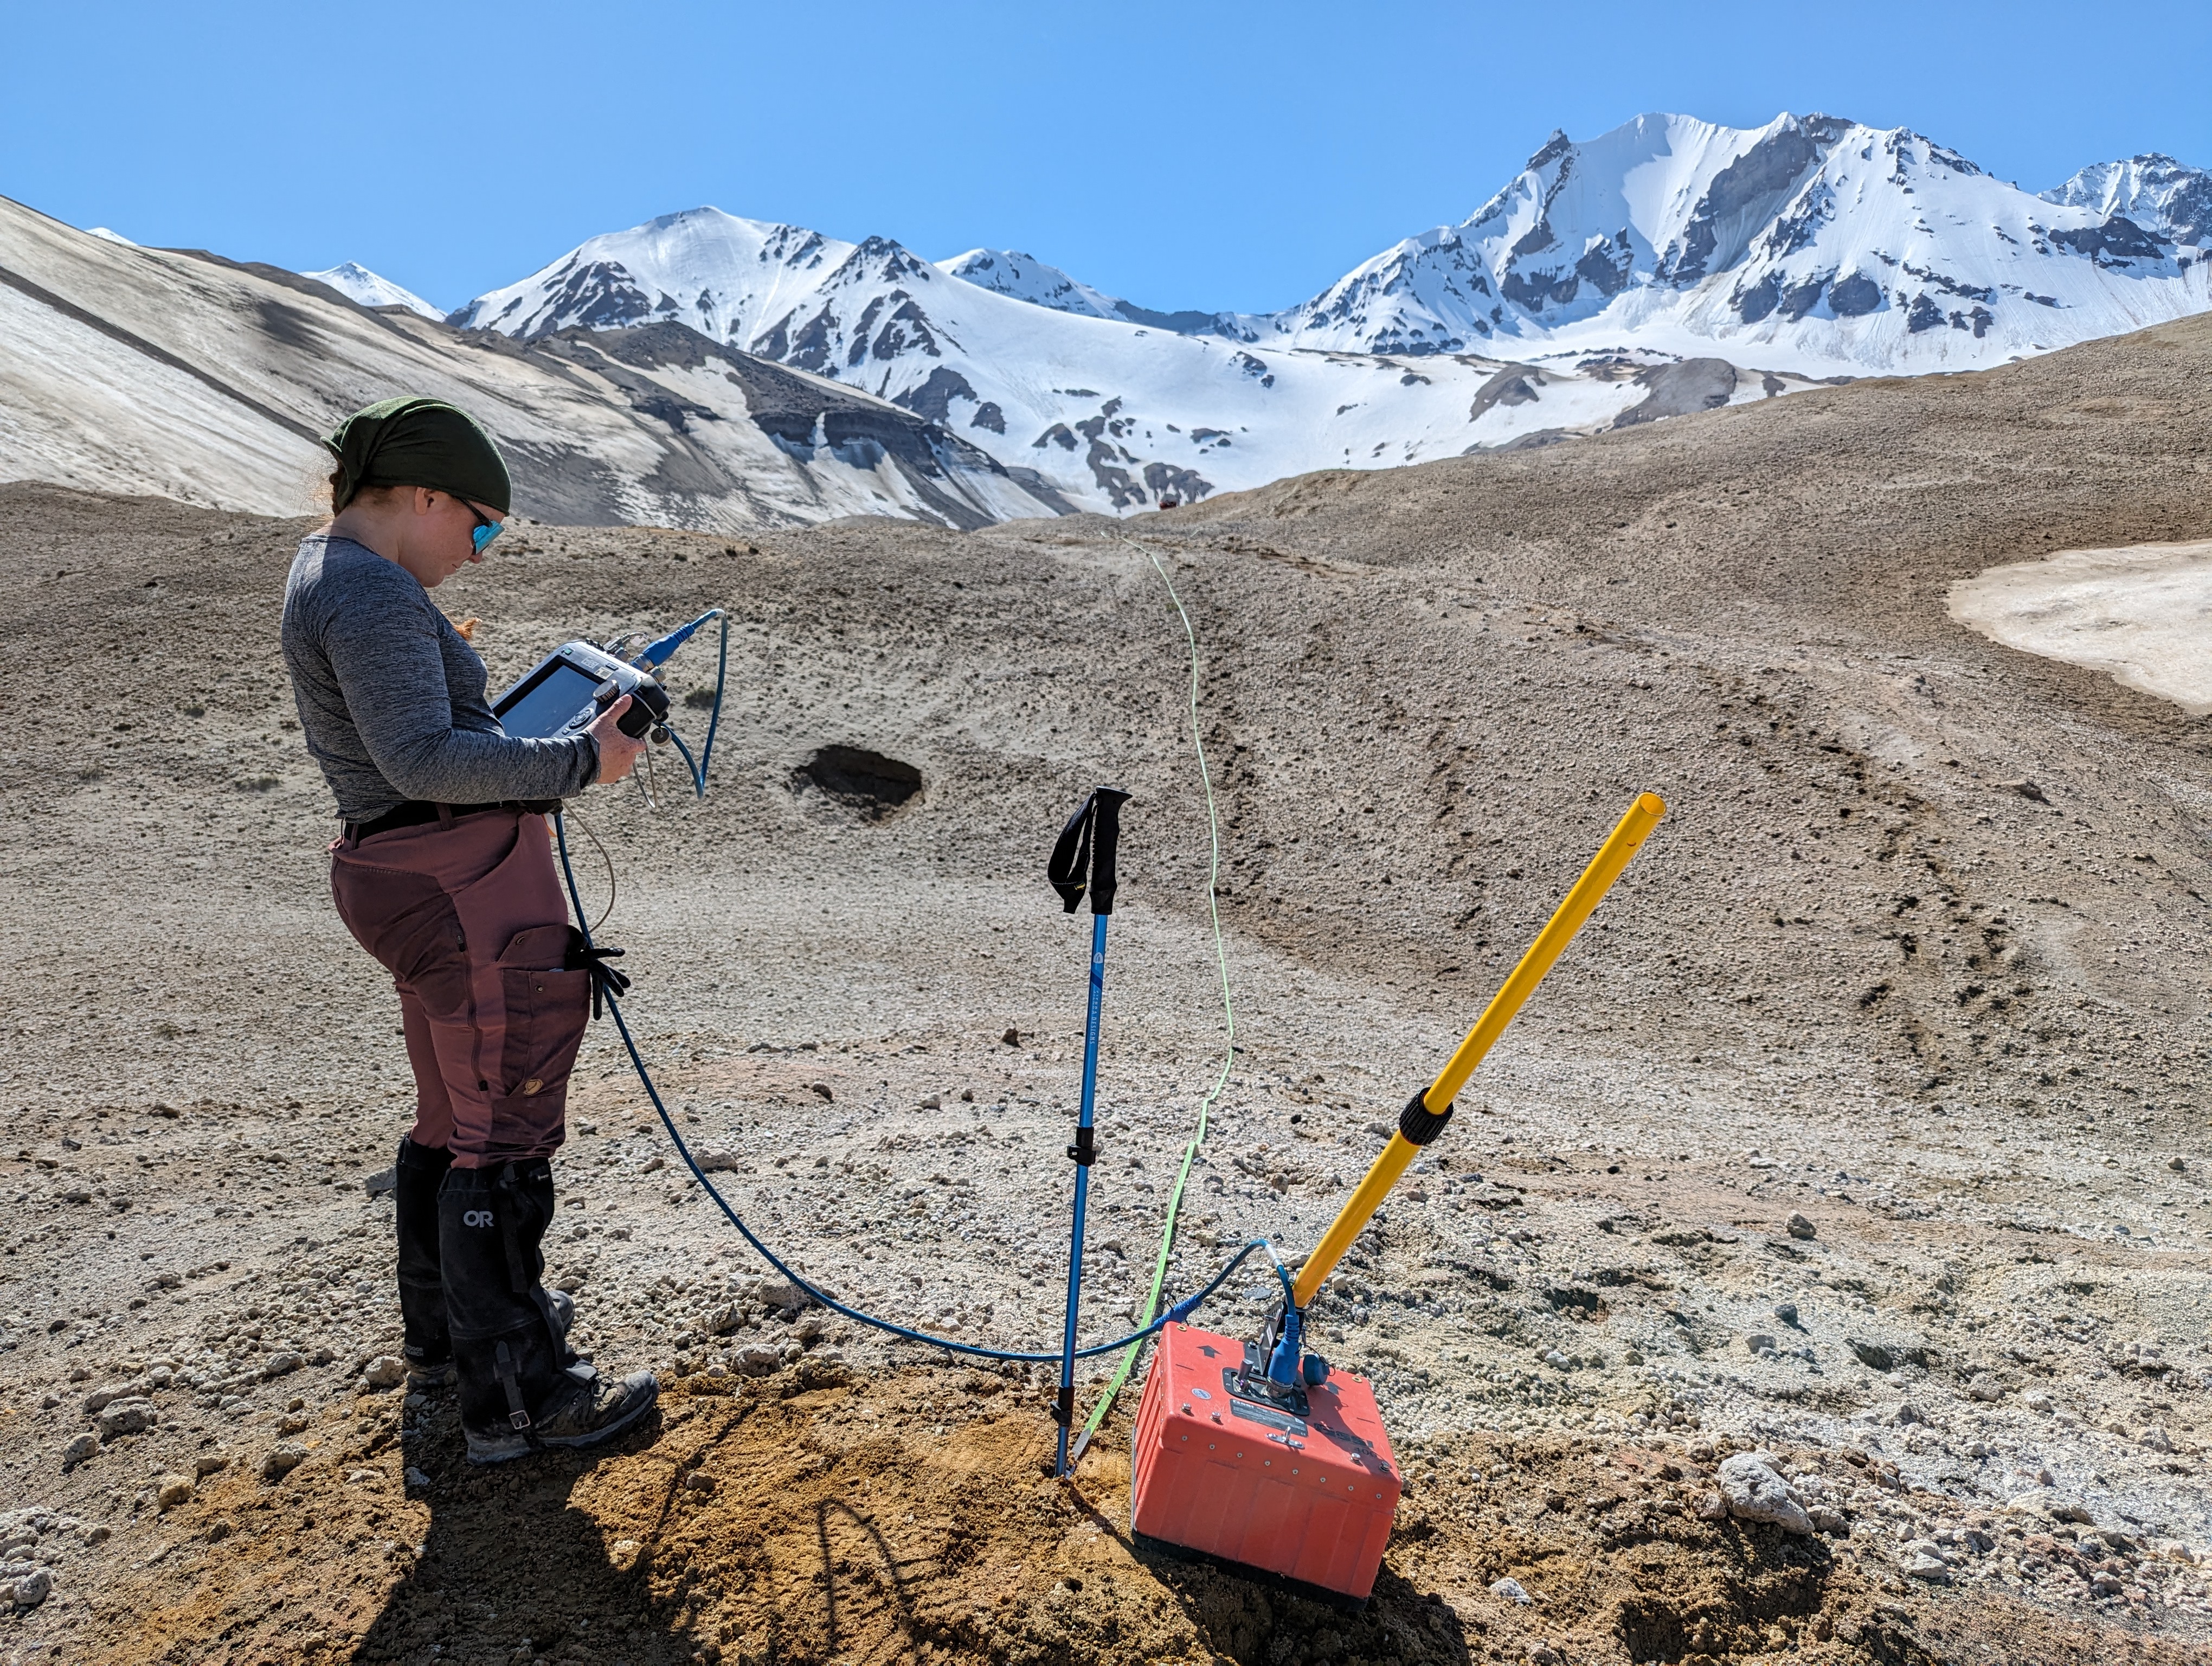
[587,695,648,785]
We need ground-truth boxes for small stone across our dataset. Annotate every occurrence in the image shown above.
[1746,1333,1777,1355]
[60,1434,98,1471]
[1967,1372,2004,1402]
[1893,1402,1927,1426]
[1002,1027,1020,1047]
[97,1398,156,1439]
[403,1467,431,1489]
[809,1083,834,1103]
[155,1475,194,1510]
[736,1344,782,1376]
[1785,1212,1816,1240]
[1489,1575,1533,1605]
[1847,1338,1894,1371]
[682,1471,716,1494]
[1543,1349,1569,1369]
[1903,1550,1952,1582]
[81,1383,128,1414]
[38,1392,60,1410]
[1694,1490,1728,1521]
[919,1094,941,1110]
[194,1454,228,1479]
[360,1356,408,1390]
[11,1568,52,1609]
[364,1168,397,1200]
[2170,1157,2187,1173]
[2142,1425,2175,1453]
[261,1351,305,1379]
[2023,1390,2055,1413]
[1809,1504,1849,1535]
[697,1150,744,1173]
[1718,1451,1812,1534]
[260,1443,307,1482]
[1774,1302,1799,1327]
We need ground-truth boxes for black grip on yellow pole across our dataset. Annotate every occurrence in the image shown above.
[1398,1087,1452,1145]
[1291,792,1667,1309]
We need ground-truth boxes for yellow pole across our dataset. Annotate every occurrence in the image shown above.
[1291,792,1666,1308]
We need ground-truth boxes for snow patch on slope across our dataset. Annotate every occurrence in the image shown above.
[1951,541,2212,716]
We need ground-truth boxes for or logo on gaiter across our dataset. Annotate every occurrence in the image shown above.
[462,1209,495,1228]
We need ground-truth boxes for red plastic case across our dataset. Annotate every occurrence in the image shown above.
[1130,1322,1401,1600]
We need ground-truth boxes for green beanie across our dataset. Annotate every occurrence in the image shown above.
[324,396,512,515]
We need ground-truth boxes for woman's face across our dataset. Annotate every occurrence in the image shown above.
[404,489,505,589]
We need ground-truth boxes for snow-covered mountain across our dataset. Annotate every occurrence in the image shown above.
[446,208,1817,515]
[1233,113,2208,374]
[2043,154,2212,251]
[445,113,2209,516]
[301,261,443,319]
[10,111,2205,529]
[937,248,1225,334]
[0,196,1064,529]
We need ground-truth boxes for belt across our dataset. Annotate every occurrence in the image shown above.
[342,799,558,843]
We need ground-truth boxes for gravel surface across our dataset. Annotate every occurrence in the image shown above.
[2,312,2209,1663]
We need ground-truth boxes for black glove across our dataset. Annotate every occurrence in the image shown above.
[564,928,631,1021]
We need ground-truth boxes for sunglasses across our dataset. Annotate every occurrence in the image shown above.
[451,495,504,555]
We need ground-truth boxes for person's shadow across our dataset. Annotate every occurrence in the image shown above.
[350,1397,689,1664]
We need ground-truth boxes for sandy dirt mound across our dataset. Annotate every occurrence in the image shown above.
[66,1366,2196,1666]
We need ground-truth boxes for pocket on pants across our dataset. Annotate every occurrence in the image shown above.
[495,925,590,1101]
[331,863,470,1020]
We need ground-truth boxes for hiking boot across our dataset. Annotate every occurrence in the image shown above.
[461,1361,660,1465]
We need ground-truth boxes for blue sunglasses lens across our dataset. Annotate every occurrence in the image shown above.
[471,520,502,554]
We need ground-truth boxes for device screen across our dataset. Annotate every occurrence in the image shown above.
[497,661,602,739]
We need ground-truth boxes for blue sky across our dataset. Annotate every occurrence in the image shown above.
[4,1,2207,316]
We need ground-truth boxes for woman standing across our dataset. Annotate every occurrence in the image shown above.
[281,396,658,1463]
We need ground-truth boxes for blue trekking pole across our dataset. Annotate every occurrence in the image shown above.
[1046,786,1131,1478]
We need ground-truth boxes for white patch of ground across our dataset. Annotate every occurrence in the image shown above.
[1949,540,2212,715]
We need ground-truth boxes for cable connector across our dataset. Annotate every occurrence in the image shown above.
[632,608,724,671]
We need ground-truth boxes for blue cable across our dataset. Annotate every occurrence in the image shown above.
[645,610,727,800]
[552,813,1262,1364]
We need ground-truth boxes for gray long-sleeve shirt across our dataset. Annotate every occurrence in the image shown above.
[281,534,599,822]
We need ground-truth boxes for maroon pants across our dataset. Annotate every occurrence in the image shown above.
[330,810,590,1167]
